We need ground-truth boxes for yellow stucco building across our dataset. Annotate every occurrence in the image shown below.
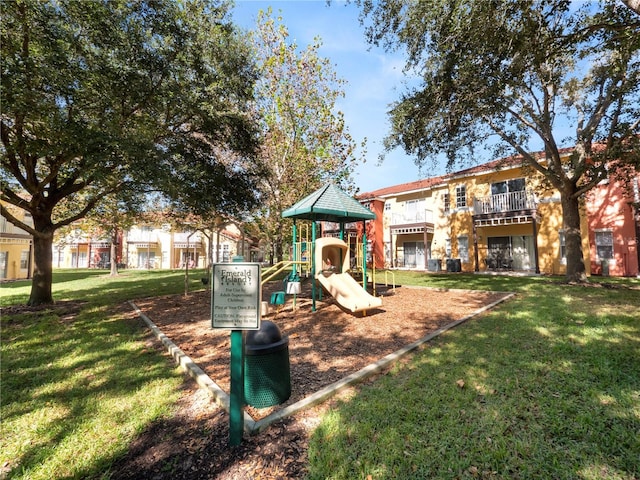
[359,155,591,275]
[0,204,33,280]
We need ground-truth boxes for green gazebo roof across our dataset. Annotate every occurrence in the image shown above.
[281,183,376,223]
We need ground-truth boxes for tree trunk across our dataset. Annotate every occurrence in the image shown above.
[110,227,119,277]
[275,229,284,264]
[561,189,588,283]
[29,230,55,306]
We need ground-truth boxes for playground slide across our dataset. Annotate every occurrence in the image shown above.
[316,271,383,313]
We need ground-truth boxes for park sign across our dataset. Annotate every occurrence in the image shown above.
[211,262,262,446]
[211,263,261,330]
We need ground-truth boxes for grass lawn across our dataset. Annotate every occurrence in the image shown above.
[1,269,208,480]
[308,272,640,479]
[1,269,639,479]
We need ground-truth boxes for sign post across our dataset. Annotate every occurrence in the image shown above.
[211,263,261,446]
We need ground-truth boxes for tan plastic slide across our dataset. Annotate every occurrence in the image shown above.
[315,237,383,313]
[316,271,383,313]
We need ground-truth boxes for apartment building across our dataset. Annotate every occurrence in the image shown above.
[585,172,640,277]
[359,155,640,277]
[0,206,33,280]
[54,222,257,270]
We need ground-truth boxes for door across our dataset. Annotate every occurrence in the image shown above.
[403,242,425,268]
[403,242,416,267]
[511,236,534,270]
[0,251,7,279]
[416,242,425,269]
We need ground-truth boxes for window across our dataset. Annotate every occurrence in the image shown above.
[384,202,391,211]
[20,250,29,269]
[445,238,452,258]
[217,244,230,262]
[0,251,7,279]
[458,236,469,262]
[456,185,467,208]
[406,199,426,222]
[595,230,613,260]
[491,178,526,195]
[559,231,566,264]
[443,193,450,214]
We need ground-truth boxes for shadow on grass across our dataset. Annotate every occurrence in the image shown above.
[1,304,185,479]
[308,281,640,479]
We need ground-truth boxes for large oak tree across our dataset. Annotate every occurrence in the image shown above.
[1,0,260,304]
[356,0,640,281]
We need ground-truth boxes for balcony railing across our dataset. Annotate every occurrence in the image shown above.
[390,209,434,226]
[126,232,159,243]
[173,232,201,243]
[473,191,536,215]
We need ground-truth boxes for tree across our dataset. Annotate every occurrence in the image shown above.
[248,9,365,263]
[1,0,260,304]
[356,0,640,282]
[621,0,640,15]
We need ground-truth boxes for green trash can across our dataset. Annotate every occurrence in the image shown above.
[244,321,291,408]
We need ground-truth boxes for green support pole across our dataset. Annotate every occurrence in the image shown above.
[229,330,244,446]
[292,221,298,276]
[362,221,367,290]
[312,221,317,311]
[292,220,298,308]
[339,223,345,271]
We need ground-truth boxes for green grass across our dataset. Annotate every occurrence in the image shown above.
[308,273,640,479]
[0,268,208,307]
[2,269,639,479]
[1,269,209,480]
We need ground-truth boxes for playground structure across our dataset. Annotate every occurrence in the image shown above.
[315,237,382,313]
[261,183,386,315]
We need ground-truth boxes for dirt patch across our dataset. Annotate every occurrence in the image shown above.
[110,281,510,479]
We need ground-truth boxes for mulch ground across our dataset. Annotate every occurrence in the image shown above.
[108,280,511,479]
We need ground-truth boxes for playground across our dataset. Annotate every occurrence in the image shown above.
[132,281,510,419]
[110,280,509,479]
[118,184,513,478]
[133,184,511,420]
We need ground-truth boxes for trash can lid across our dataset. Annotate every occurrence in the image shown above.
[246,320,282,346]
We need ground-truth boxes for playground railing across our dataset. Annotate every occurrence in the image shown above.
[384,270,396,292]
[261,260,310,286]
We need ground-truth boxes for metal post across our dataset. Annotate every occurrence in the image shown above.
[229,330,244,446]
[532,216,541,274]
[473,221,480,272]
[362,220,367,290]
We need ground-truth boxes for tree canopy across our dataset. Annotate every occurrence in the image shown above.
[247,9,365,263]
[356,0,640,281]
[1,0,261,304]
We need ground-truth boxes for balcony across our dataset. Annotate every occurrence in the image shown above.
[390,210,434,235]
[472,191,538,227]
[473,191,536,215]
[126,232,159,245]
[173,232,202,249]
[390,210,434,225]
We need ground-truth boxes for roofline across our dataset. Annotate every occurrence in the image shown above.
[358,146,576,200]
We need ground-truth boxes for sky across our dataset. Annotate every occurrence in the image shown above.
[231,0,443,194]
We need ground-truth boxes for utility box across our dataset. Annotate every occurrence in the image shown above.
[428,259,442,272]
[244,321,291,408]
[446,258,461,272]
